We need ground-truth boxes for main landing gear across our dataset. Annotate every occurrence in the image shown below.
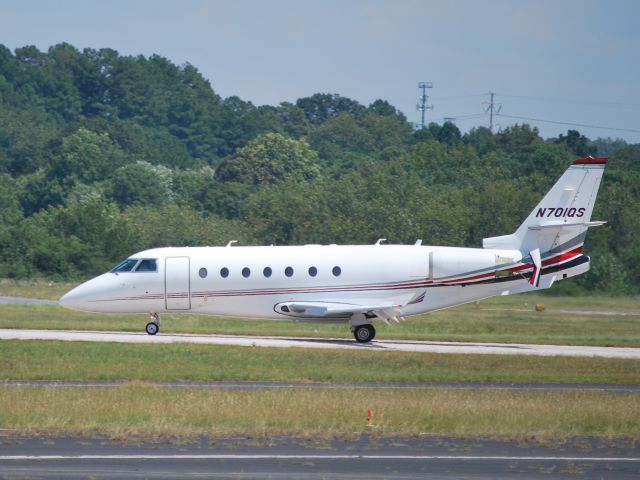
[352,324,376,343]
[145,312,160,335]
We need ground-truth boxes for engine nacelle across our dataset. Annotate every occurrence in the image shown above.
[429,247,522,281]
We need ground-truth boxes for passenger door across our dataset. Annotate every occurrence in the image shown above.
[165,256,191,310]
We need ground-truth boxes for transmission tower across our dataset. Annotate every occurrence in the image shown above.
[416,81,433,129]
[482,91,502,133]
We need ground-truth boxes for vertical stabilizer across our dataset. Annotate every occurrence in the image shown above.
[483,157,607,255]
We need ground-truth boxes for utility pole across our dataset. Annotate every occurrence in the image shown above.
[416,81,433,129]
[482,91,502,133]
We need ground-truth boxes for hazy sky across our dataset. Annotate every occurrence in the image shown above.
[2,0,639,142]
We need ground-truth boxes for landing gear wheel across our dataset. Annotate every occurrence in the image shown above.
[145,322,159,335]
[353,324,375,343]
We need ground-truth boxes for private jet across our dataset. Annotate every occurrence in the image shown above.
[60,157,607,342]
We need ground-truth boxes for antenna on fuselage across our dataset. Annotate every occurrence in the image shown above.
[375,238,386,245]
[415,239,423,246]
[226,240,238,247]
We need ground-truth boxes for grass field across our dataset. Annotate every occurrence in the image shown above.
[1,385,637,440]
[2,340,639,384]
[2,280,639,441]
[0,279,76,301]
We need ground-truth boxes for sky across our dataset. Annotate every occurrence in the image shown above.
[2,0,640,142]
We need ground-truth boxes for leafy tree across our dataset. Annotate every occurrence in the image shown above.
[215,133,320,185]
[495,124,543,157]
[108,161,173,206]
[610,145,640,173]
[360,111,412,151]
[17,169,66,215]
[1,199,139,278]
[368,99,400,117]
[217,97,285,156]
[276,102,310,138]
[52,127,127,183]
[296,93,365,124]
[463,126,496,156]
[307,113,375,170]
[122,204,252,248]
[173,167,250,219]
[589,137,628,157]
[554,129,597,157]
[0,106,60,175]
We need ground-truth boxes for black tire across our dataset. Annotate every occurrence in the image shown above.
[353,324,375,343]
[145,322,159,335]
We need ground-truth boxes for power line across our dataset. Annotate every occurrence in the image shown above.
[430,93,486,100]
[496,113,640,134]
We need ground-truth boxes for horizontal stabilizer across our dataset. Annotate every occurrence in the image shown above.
[528,221,606,231]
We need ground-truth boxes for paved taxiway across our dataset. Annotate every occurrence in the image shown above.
[1,435,638,479]
[1,327,639,358]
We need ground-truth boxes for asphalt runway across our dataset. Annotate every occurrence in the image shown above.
[1,327,640,358]
[1,435,638,479]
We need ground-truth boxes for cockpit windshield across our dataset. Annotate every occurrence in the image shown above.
[111,258,158,273]
[111,258,139,273]
[135,259,157,272]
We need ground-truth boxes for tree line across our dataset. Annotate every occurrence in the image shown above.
[0,43,638,294]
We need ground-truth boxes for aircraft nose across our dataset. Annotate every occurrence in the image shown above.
[59,277,104,312]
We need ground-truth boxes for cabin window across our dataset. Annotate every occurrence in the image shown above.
[135,259,157,272]
[220,267,229,278]
[199,267,208,278]
[332,266,341,276]
[285,266,294,277]
[242,267,251,278]
[263,267,272,278]
[111,258,138,273]
[308,266,318,277]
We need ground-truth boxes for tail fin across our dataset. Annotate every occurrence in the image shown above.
[483,157,607,255]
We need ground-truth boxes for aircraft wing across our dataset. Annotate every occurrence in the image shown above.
[277,301,406,324]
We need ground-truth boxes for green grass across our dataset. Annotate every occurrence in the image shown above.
[1,385,638,440]
[1,340,639,384]
[2,280,638,442]
[0,279,76,301]
[2,298,640,346]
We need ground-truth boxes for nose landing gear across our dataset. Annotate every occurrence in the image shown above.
[145,312,161,335]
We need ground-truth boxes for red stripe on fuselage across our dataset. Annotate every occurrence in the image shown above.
[506,246,583,274]
[541,246,583,266]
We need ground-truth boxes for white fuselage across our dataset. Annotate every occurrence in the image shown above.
[59,243,588,322]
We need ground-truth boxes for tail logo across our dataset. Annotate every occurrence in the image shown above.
[536,207,585,218]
